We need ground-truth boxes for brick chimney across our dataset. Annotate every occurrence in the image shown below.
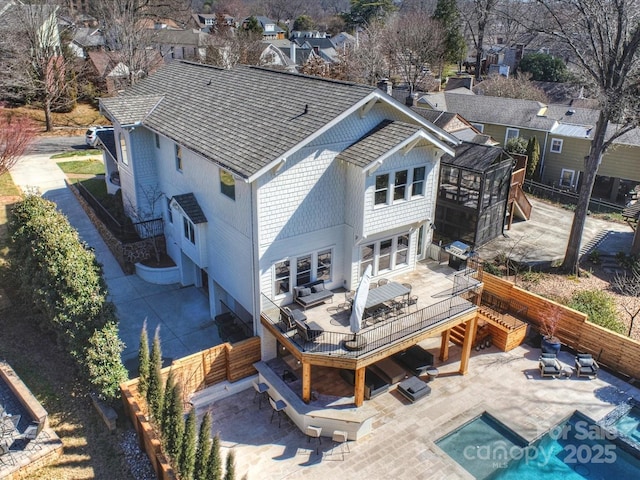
[377,78,392,96]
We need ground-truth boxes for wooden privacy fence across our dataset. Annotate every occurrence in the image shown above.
[120,337,261,480]
[483,273,640,380]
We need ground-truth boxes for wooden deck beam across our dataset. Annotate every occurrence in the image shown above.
[440,330,450,361]
[354,367,365,407]
[302,362,311,404]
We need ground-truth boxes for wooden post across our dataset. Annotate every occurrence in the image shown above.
[302,362,311,404]
[440,330,450,362]
[354,367,366,407]
[459,316,478,375]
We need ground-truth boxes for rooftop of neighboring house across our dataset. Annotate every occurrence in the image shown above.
[100,61,456,181]
[252,16,285,34]
[72,27,105,48]
[149,28,210,47]
[443,141,512,170]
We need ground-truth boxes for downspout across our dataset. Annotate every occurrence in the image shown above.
[249,180,259,338]
[540,130,550,180]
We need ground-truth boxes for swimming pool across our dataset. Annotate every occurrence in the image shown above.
[612,406,640,442]
[437,412,640,479]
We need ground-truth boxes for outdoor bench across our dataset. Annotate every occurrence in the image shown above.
[294,280,334,310]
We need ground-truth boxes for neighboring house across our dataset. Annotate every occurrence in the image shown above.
[87,50,163,95]
[149,28,210,63]
[416,92,640,202]
[246,16,285,40]
[259,40,296,70]
[99,60,459,358]
[190,12,235,32]
[69,26,105,58]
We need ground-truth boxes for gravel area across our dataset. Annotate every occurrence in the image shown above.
[120,429,156,480]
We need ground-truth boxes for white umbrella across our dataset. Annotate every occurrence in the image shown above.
[349,265,372,335]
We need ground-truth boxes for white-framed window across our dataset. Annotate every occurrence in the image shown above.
[183,217,195,243]
[560,169,575,188]
[412,167,425,197]
[175,145,183,172]
[471,123,484,133]
[274,260,290,295]
[550,138,563,153]
[374,173,389,205]
[359,234,411,276]
[119,132,129,166]
[220,169,235,200]
[375,168,425,206]
[505,128,519,144]
[273,248,333,296]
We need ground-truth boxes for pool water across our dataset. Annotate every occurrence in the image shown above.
[613,406,640,442]
[437,412,640,480]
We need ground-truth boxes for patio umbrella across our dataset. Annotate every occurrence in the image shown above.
[349,265,372,335]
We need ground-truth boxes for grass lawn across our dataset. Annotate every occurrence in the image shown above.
[51,149,102,159]
[78,177,108,198]
[6,103,109,134]
[0,172,21,197]
[57,159,105,175]
[0,175,136,478]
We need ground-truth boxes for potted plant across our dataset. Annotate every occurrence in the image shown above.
[541,305,562,354]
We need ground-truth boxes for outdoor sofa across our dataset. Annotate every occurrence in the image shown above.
[397,376,431,403]
[294,280,334,309]
[340,368,390,400]
[392,345,434,376]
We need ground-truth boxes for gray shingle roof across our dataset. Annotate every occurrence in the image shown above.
[336,120,423,168]
[443,142,510,171]
[173,193,207,223]
[100,61,377,179]
[433,93,600,136]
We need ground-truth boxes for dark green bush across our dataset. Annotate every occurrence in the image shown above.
[9,195,127,401]
[567,289,626,334]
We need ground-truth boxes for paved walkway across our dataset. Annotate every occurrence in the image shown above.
[9,153,217,373]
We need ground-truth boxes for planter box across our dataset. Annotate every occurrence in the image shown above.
[135,263,180,285]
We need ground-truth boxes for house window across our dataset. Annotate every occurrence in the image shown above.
[296,255,312,286]
[359,234,411,276]
[155,133,160,148]
[560,169,575,189]
[316,249,332,282]
[374,173,389,205]
[550,138,563,153]
[412,167,425,197]
[505,128,519,144]
[175,145,183,171]
[274,260,290,295]
[471,123,484,133]
[166,198,173,223]
[119,132,129,166]
[394,170,408,201]
[220,169,236,200]
[183,217,195,243]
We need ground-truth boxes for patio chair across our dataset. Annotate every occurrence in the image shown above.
[305,425,322,455]
[281,307,306,331]
[407,295,419,311]
[539,353,562,378]
[377,278,389,286]
[252,381,269,409]
[575,353,599,378]
[293,318,322,344]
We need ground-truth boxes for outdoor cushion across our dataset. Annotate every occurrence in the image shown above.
[312,284,325,293]
[578,358,594,367]
[541,357,557,367]
[298,288,312,297]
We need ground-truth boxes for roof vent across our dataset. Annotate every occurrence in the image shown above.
[567,109,575,115]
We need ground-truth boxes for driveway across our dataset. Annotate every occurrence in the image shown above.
[9,141,219,373]
[475,198,633,267]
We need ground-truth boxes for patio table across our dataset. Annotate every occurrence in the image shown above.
[365,282,410,310]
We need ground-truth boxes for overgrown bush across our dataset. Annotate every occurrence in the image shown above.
[9,195,127,400]
[567,289,626,334]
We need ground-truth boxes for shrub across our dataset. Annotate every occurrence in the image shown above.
[9,195,127,401]
[86,322,129,401]
[568,289,626,334]
[179,409,197,479]
[147,326,164,421]
[224,450,236,480]
[483,261,503,277]
[206,433,223,480]
[138,321,150,399]
[194,412,212,480]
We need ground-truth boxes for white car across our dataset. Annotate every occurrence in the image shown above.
[85,126,112,147]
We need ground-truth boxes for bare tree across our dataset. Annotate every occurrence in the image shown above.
[0,110,38,175]
[0,1,74,132]
[205,24,264,68]
[264,0,306,24]
[526,0,640,274]
[474,73,549,103]
[346,21,389,85]
[611,266,640,337]
[459,0,499,80]
[384,12,446,94]
[125,185,165,264]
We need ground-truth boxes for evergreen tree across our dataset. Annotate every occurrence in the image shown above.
[205,433,223,480]
[164,380,185,462]
[526,136,541,179]
[147,326,164,420]
[432,0,467,68]
[223,450,236,480]
[179,409,197,480]
[161,370,176,432]
[137,320,150,399]
[194,412,212,480]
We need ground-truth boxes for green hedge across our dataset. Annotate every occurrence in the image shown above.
[568,289,626,335]
[9,195,128,401]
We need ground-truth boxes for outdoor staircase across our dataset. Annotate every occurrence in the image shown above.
[449,324,466,346]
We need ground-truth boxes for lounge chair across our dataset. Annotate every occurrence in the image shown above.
[397,376,431,403]
[393,345,434,376]
[539,352,562,377]
[575,353,599,378]
[294,318,322,343]
[280,306,307,331]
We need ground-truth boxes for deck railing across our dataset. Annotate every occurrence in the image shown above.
[262,293,477,359]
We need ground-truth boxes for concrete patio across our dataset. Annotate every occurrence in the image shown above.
[203,338,640,479]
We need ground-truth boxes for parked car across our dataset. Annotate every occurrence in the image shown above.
[85,126,113,147]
